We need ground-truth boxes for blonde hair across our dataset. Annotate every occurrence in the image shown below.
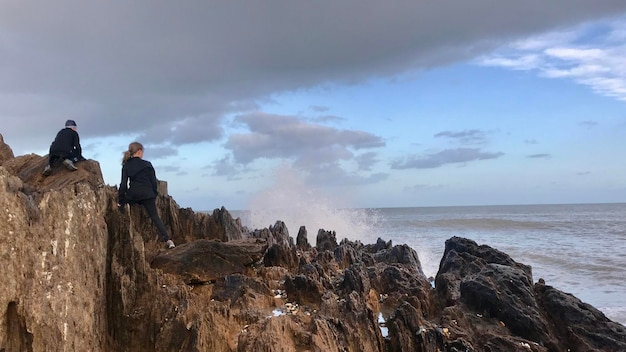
[122,142,144,165]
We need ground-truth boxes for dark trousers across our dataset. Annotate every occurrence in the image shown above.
[48,154,70,167]
[48,151,84,167]
[133,198,171,242]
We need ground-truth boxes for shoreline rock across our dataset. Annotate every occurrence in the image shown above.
[1,133,624,351]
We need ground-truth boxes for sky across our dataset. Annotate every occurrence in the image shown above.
[1,1,626,212]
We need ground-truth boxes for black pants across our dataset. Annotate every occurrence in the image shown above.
[48,152,84,167]
[132,198,171,242]
[48,154,69,167]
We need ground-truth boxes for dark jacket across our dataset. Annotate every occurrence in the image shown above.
[118,157,159,204]
[49,128,82,158]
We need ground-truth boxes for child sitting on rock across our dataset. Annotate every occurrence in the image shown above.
[42,119,86,176]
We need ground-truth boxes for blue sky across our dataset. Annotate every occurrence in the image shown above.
[1,2,625,212]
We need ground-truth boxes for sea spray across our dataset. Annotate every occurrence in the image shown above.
[239,166,441,283]
[242,166,382,244]
[243,206,382,244]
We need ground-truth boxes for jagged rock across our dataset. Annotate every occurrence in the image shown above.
[269,220,293,246]
[251,221,293,246]
[431,236,626,351]
[535,282,626,351]
[0,161,109,351]
[375,264,430,300]
[387,302,444,352]
[368,237,393,253]
[0,133,15,164]
[334,244,364,269]
[211,274,274,309]
[211,206,246,241]
[0,167,23,193]
[316,229,338,252]
[263,243,299,269]
[285,274,325,307]
[0,146,256,351]
[341,264,372,295]
[374,243,423,268]
[460,263,550,343]
[2,153,105,195]
[151,239,268,284]
[1,138,625,352]
[161,202,247,245]
[435,236,531,306]
[255,221,299,270]
[296,225,311,251]
[236,315,314,352]
[330,291,386,352]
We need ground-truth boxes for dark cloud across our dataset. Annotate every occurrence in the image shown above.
[312,115,346,123]
[527,153,551,158]
[143,145,178,159]
[434,129,491,144]
[221,113,385,184]
[391,148,504,169]
[354,152,379,171]
[2,1,624,153]
[226,113,385,164]
[210,155,245,180]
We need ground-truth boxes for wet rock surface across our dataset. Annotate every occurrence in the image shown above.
[1,133,625,351]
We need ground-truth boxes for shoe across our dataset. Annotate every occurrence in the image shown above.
[63,159,78,171]
[42,165,52,176]
[166,240,175,249]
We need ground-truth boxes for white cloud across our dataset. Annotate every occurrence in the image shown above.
[511,30,580,51]
[226,113,385,164]
[221,113,386,185]
[544,47,605,60]
[479,16,626,101]
[434,129,492,145]
[390,148,504,169]
[479,55,542,70]
[2,1,626,153]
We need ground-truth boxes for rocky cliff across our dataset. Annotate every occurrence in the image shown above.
[0,133,624,352]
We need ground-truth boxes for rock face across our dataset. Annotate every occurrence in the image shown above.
[0,133,625,352]
[434,237,626,351]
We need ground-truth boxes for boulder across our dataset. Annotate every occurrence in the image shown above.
[535,282,626,351]
[151,239,268,284]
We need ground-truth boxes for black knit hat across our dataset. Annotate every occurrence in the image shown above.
[65,119,77,128]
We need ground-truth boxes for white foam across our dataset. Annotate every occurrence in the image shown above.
[600,306,626,327]
[244,166,381,243]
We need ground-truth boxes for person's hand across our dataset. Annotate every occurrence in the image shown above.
[117,203,126,213]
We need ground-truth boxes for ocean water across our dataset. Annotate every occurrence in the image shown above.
[239,203,626,326]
